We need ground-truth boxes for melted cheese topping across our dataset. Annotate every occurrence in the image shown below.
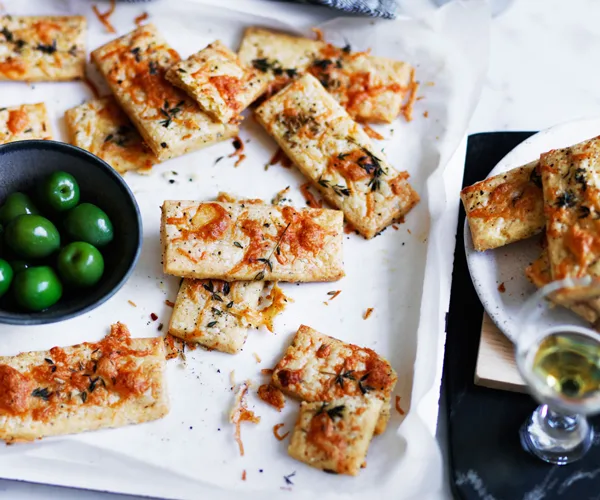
[541,137,600,281]
[65,97,158,174]
[0,323,168,442]
[256,74,419,239]
[91,24,238,161]
[237,27,413,123]
[166,40,265,124]
[271,325,396,435]
[162,200,344,282]
[168,278,265,354]
[0,103,52,145]
[288,395,382,476]
[461,161,545,251]
[258,383,286,411]
[0,15,86,81]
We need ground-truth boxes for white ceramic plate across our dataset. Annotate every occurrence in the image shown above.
[465,117,600,343]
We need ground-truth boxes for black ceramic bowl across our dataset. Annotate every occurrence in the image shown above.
[0,140,142,324]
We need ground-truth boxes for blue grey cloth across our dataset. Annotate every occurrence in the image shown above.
[291,0,397,18]
[116,0,398,19]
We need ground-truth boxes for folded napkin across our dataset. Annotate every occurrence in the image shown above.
[288,0,398,18]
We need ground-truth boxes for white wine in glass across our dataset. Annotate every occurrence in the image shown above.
[516,278,600,465]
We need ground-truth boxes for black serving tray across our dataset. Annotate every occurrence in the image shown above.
[444,132,600,500]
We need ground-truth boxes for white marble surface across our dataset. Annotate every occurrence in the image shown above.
[3,0,600,498]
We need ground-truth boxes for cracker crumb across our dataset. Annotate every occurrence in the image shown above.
[395,395,405,415]
[273,423,289,441]
[128,300,137,307]
[253,352,262,363]
[363,307,374,320]
[134,11,149,26]
[258,384,285,411]
[229,381,260,456]
[165,299,175,308]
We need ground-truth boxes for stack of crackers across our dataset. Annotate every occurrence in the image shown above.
[462,136,600,324]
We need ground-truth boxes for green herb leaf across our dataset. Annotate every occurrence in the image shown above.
[32,388,51,400]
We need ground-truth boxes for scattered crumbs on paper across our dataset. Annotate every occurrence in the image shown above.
[416,96,425,101]
[269,148,293,169]
[363,308,374,320]
[150,313,158,321]
[323,301,329,306]
[92,0,116,34]
[134,11,149,26]
[253,352,262,364]
[229,381,260,457]
[395,395,405,415]
[242,470,247,481]
[229,136,246,167]
[230,370,236,387]
[214,156,224,165]
[165,299,175,308]
[362,123,384,140]
[128,300,137,307]
[300,182,323,209]
[261,368,274,375]
[498,282,506,293]
[273,423,289,441]
[425,81,435,86]
[327,290,342,301]
[407,229,412,234]
[423,111,429,118]
[284,471,296,486]
[157,323,164,332]
[392,225,399,230]
[164,334,185,361]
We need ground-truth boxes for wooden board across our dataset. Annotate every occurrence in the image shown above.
[474,313,526,393]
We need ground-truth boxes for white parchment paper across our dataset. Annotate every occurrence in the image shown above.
[0,1,489,498]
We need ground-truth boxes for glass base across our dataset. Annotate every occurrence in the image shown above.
[520,404,593,465]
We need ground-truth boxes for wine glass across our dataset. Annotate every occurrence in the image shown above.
[515,276,600,465]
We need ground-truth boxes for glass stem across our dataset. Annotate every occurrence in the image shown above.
[544,406,579,431]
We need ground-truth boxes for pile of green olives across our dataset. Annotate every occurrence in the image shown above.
[0,171,114,311]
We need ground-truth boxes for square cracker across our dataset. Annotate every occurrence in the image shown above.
[461,160,545,251]
[0,323,168,443]
[65,97,158,175]
[0,103,52,144]
[525,250,600,324]
[165,40,266,124]
[238,27,414,123]
[288,395,382,476]
[91,24,238,161]
[271,325,397,435]
[168,278,265,354]
[161,200,344,282]
[540,136,600,303]
[0,16,86,81]
[256,74,419,239]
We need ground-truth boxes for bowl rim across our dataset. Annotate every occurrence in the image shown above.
[0,139,143,325]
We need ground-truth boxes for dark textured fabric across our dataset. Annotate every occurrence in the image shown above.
[117,0,397,18]
[251,0,398,18]
[297,0,397,18]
